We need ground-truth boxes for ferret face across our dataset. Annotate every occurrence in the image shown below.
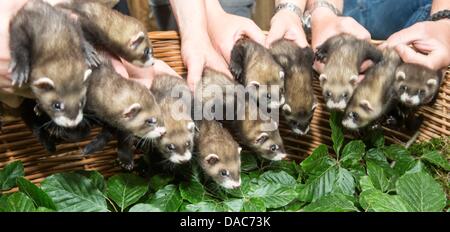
[394,65,440,107]
[342,99,377,130]
[119,95,166,139]
[200,147,242,189]
[246,66,285,110]
[252,130,286,161]
[282,102,317,135]
[30,64,91,128]
[320,72,358,111]
[127,31,154,67]
[157,121,195,164]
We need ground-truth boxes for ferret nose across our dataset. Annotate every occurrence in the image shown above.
[232,184,241,189]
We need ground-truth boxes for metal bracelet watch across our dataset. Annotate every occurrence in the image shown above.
[302,0,343,32]
[427,9,450,21]
[274,2,304,19]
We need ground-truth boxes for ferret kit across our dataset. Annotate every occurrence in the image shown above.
[3,0,446,191]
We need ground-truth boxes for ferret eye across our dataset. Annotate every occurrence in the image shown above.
[270,144,279,151]
[220,169,230,177]
[325,91,332,98]
[52,102,63,111]
[418,89,425,96]
[145,117,157,126]
[350,112,359,120]
[342,92,349,99]
[166,144,176,151]
[185,141,191,148]
[399,85,407,91]
[144,47,150,57]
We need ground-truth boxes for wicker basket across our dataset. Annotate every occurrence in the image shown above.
[1,31,449,185]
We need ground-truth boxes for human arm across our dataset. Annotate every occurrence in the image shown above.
[382,0,450,70]
[266,0,308,48]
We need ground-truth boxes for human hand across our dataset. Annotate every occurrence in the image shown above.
[310,8,371,73]
[266,10,308,48]
[181,35,231,91]
[205,2,266,63]
[381,20,450,70]
[121,58,180,89]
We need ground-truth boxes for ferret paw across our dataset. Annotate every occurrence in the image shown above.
[42,140,57,154]
[84,42,101,68]
[118,159,134,171]
[82,143,97,155]
[10,61,30,87]
[314,47,327,63]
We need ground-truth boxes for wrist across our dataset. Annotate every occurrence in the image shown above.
[310,7,339,26]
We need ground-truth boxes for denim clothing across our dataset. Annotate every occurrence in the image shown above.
[343,0,432,40]
[149,0,255,31]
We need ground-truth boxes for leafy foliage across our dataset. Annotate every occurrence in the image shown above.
[0,120,448,212]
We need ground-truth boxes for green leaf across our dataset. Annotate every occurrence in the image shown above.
[301,144,335,176]
[75,171,106,193]
[359,189,409,212]
[149,174,174,192]
[332,167,355,196]
[35,207,55,212]
[0,161,24,191]
[179,177,206,204]
[365,148,389,166]
[1,192,36,212]
[257,171,296,186]
[248,183,297,208]
[421,150,450,171]
[330,112,344,156]
[366,161,390,192]
[241,154,258,172]
[383,145,416,175]
[107,174,148,212]
[242,197,266,212]
[340,140,365,168]
[302,193,358,212]
[406,160,428,174]
[17,177,56,210]
[146,184,183,212]
[284,201,305,212]
[185,201,223,212]
[364,128,385,148]
[397,172,446,212]
[299,166,338,202]
[41,173,108,212]
[223,198,244,212]
[129,203,162,212]
[267,160,301,179]
[359,176,375,192]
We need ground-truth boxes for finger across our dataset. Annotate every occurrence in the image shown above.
[285,29,309,48]
[395,44,439,69]
[385,26,425,47]
[265,24,286,48]
[239,21,266,46]
[360,60,374,73]
[186,60,204,92]
[313,60,325,73]
[153,59,181,77]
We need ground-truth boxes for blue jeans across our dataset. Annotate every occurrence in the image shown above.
[344,0,432,40]
[149,0,255,31]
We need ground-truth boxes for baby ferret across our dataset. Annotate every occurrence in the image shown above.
[316,33,382,111]
[230,38,285,109]
[342,48,402,129]
[57,0,153,67]
[393,63,442,107]
[270,39,317,135]
[150,74,195,164]
[197,120,242,189]
[9,0,99,128]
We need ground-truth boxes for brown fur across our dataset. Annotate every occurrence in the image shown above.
[151,75,195,164]
[317,33,382,111]
[197,120,241,189]
[86,57,164,138]
[57,0,153,66]
[343,49,401,129]
[270,39,316,134]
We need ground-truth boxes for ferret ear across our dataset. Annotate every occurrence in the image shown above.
[312,101,319,110]
[396,70,406,81]
[129,32,146,50]
[360,100,373,112]
[319,74,327,82]
[349,75,358,85]
[426,79,437,87]
[32,77,55,91]
[123,103,142,119]
[83,69,92,82]
[255,132,269,145]
[229,40,246,82]
[187,121,196,132]
[205,154,220,166]
[272,54,290,69]
[238,147,242,154]
[282,104,292,114]
[247,81,260,88]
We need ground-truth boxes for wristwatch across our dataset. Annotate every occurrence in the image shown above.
[302,1,342,33]
[428,9,450,21]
